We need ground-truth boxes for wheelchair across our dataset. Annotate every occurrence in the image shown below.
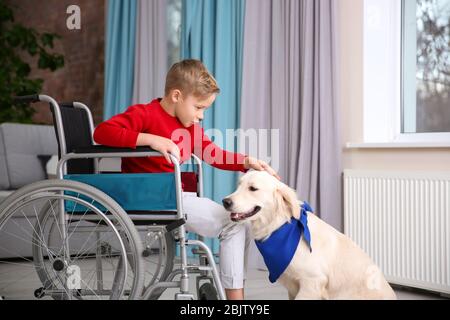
[0,94,225,300]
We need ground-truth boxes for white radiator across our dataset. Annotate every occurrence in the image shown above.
[343,170,450,295]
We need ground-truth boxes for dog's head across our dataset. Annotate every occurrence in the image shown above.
[222,171,300,224]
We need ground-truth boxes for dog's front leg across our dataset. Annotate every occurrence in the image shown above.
[295,278,328,300]
[283,282,299,300]
[288,292,296,300]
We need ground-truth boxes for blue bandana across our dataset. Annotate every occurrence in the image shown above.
[255,202,313,283]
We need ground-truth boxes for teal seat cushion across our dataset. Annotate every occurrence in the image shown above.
[63,173,177,212]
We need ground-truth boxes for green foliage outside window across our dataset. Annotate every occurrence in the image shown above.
[0,0,64,123]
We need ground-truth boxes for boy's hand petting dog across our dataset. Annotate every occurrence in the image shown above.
[244,156,281,180]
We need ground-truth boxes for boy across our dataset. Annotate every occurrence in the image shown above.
[94,59,279,300]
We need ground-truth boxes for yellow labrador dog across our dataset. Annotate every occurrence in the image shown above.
[222,171,396,300]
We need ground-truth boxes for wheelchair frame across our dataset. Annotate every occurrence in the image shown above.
[1,94,226,300]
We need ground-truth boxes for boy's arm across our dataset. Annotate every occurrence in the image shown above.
[196,127,280,179]
[93,104,180,163]
[196,129,247,172]
[136,133,180,164]
[93,105,148,148]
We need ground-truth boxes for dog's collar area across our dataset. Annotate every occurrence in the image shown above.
[255,201,313,283]
[230,206,261,222]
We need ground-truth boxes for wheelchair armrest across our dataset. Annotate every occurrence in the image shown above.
[58,147,181,180]
[68,146,205,196]
[165,218,186,233]
[73,145,157,154]
[66,145,164,161]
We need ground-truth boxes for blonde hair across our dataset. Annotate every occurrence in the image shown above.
[164,59,220,98]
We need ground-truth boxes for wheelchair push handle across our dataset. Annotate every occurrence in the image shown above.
[14,95,74,109]
[13,94,61,107]
[13,94,40,104]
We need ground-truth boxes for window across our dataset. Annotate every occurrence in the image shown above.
[167,0,182,68]
[402,0,450,134]
[361,0,450,145]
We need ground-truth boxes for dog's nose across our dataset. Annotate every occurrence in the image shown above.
[222,198,233,210]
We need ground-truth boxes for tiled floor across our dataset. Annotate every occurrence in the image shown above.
[160,267,449,300]
[0,257,447,300]
[243,269,448,300]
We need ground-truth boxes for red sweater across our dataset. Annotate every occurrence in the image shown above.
[93,99,247,174]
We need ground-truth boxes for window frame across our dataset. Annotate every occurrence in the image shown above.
[363,0,450,144]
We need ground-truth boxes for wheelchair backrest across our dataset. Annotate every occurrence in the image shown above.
[50,103,95,174]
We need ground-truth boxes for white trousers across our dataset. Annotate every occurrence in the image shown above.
[182,193,253,289]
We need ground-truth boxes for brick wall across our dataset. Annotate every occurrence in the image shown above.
[6,0,105,125]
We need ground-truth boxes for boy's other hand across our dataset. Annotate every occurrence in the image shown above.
[151,136,180,164]
[138,133,180,164]
[244,156,281,180]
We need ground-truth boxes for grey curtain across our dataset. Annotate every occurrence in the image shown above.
[132,0,168,104]
[241,0,342,231]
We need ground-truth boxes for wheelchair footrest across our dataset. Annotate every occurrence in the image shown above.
[187,265,212,272]
[166,218,186,232]
[191,248,206,255]
[175,293,195,300]
[192,248,219,260]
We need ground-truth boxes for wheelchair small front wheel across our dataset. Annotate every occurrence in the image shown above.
[198,282,219,300]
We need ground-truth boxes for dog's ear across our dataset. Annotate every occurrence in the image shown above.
[275,184,300,220]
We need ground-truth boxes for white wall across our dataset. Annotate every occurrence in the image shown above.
[338,0,450,171]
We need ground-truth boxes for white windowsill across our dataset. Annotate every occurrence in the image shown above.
[346,142,450,149]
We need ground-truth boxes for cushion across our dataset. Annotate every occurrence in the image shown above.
[0,129,9,190]
[38,154,58,179]
[0,123,58,189]
[98,157,121,173]
[0,190,14,204]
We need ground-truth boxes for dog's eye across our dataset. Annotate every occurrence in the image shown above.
[249,186,258,192]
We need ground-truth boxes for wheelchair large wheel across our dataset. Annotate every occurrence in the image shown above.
[141,227,175,290]
[140,227,175,299]
[0,180,144,300]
